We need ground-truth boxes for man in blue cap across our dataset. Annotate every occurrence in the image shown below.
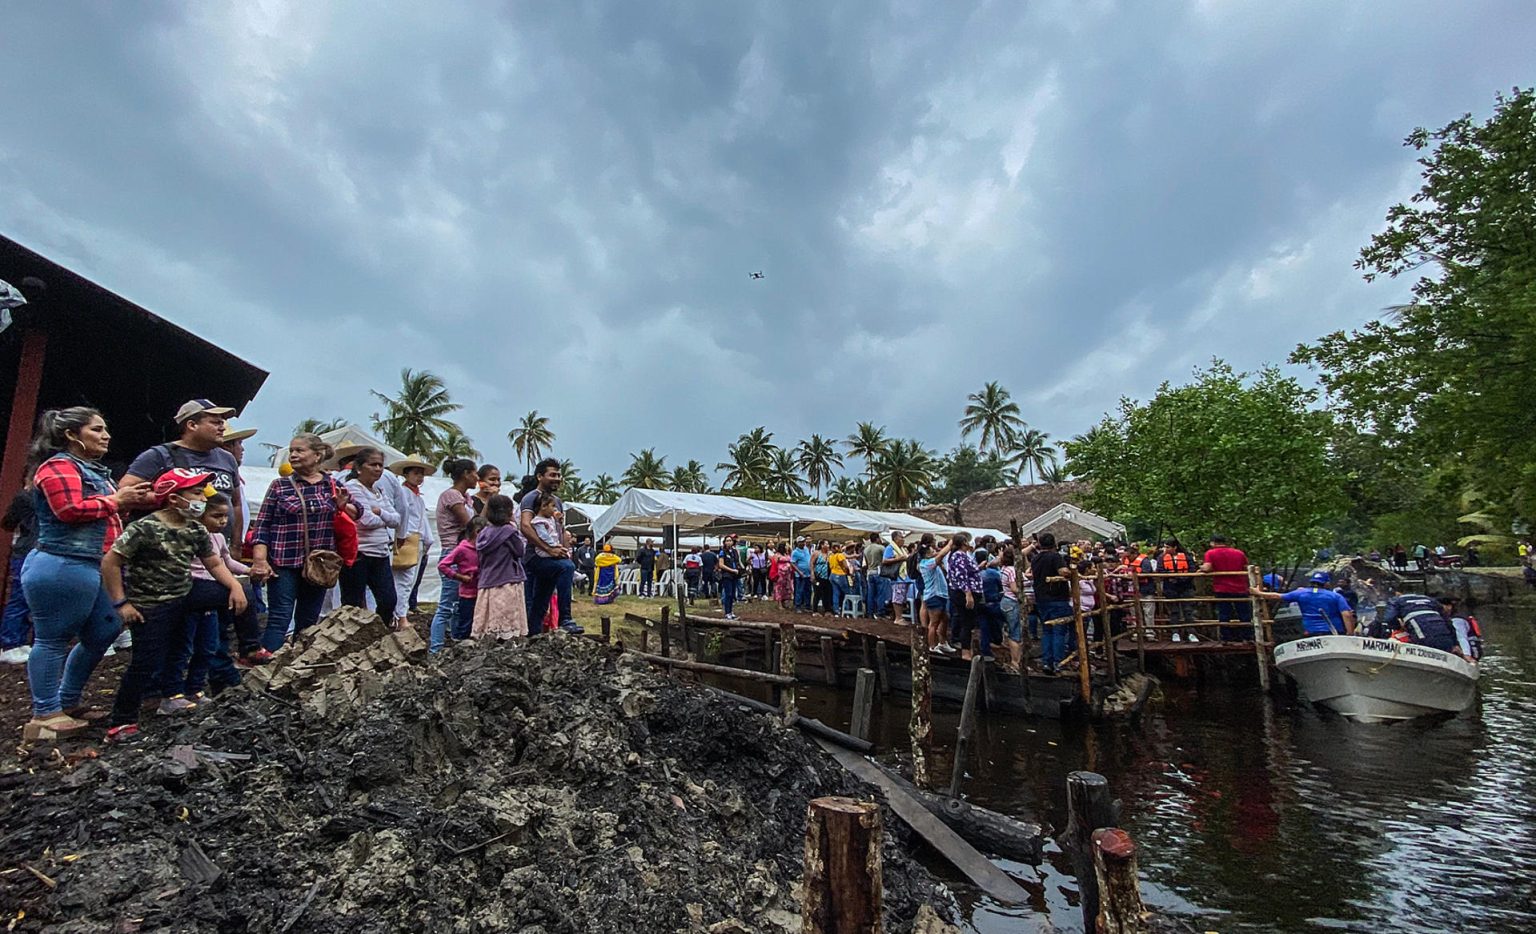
[1253,570,1356,635]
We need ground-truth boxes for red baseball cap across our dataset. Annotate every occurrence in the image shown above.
[152,468,214,504]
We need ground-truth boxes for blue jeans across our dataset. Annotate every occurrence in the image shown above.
[1001,596,1022,643]
[793,576,812,611]
[167,579,243,695]
[3,553,32,648]
[431,576,461,652]
[1037,599,1073,671]
[832,574,850,612]
[864,573,879,617]
[720,576,738,616]
[457,595,477,634]
[873,576,892,616]
[21,551,120,717]
[524,555,575,634]
[262,566,327,652]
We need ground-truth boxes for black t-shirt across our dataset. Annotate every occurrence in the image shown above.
[700,550,718,577]
[2,491,36,553]
[127,443,240,499]
[1031,550,1071,602]
[637,547,655,569]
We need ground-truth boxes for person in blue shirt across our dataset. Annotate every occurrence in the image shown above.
[790,538,814,614]
[1254,571,1356,635]
[975,549,1004,662]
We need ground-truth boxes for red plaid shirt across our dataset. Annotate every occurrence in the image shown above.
[34,457,122,553]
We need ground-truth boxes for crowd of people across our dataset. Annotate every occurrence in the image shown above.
[5,401,593,743]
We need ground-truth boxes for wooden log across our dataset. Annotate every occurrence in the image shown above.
[1063,771,1117,933]
[802,796,884,934]
[633,651,795,685]
[1249,565,1271,692]
[909,606,932,790]
[875,641,891,695]
[600,616,611,644]
[703,687,872,753]
[660,605,672,659]
[813,738,1031,907]
[948,655,984,798]
[681,610,692,661]
[849,668,876,743]
[779,621,798,723]
[639,629,650,654]
[821,635,839,686]
[1071,568,1092,704]
[1092,828,1146,934]
[687,613,846,639]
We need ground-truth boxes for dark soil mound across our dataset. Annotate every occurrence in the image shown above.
[1,637,953,933]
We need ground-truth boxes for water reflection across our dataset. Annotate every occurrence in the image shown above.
[797,606,1536,932]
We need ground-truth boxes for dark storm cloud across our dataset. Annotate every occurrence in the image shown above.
[1,1,1531,480]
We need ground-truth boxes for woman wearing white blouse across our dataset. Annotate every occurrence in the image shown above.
[341,447,401,621]
[388,454,436,631]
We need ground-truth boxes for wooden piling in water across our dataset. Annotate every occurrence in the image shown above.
[779,621,798,724]
[821,635,838,686]
[1091,827,1146,934]
[1070,569,1092,704]
[850,668,876,744]
[909,612,932,790]
[802,796,884,934]
[1064,771,1117,934]
[875,641,891,695]
[948,656,985,798]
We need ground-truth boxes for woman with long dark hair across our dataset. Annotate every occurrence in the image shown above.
[20,408,154,739]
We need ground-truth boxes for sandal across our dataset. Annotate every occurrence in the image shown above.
[22,713,91,741]
[65,705,109,722]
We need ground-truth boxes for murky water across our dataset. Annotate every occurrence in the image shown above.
[797,605,1536,932]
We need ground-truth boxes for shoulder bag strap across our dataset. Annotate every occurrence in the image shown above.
[292,478,313,556]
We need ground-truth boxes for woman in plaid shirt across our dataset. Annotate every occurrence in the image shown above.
[20,408,155,740]
[249,434,354,651]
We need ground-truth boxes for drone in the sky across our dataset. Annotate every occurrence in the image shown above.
[749,271,765,280]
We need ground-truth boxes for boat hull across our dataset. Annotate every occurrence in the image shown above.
[1273,635,1478,723]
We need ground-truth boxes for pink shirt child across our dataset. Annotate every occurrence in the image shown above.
[438,538,481,599]
[191,531,250,581]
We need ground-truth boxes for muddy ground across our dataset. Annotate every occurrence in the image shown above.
[2,633,957,933]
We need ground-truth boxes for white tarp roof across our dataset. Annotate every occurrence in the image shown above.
[1017,502,1127,540]
[590,488,1007,542]
[264,423,407,467]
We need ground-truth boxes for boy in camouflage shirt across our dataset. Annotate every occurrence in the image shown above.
[102,469,247,741]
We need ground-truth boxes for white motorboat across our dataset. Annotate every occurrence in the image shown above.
[1273,635,1479,723]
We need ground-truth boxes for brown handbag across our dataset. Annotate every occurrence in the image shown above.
[293,479,344,588]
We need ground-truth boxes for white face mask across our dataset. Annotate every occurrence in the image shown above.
[179,500,208,519]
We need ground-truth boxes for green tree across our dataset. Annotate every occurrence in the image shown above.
[589,473,621,504]
[826,476,875,509]
[870,439,937,509]
[556,459,583,500]
[292,417,348,436]
[508,411,555,473]
[431,424,480,466]
[959,381,1026,456]
[622,448,670,490]
[718,429,777,496]
[1292,88,1536,522]
[1008,427,1057,484]
[765,448,806,501]
[929,446,1010,505]
[669,460,713,494]
[1062,361,1344,565]
[795,434,843,501]
[844,422,890,481]
[369,369,464,455]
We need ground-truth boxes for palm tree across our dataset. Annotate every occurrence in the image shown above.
[669,460,712,494]
[1039,459,1069,484]
[370,369,463,455]
[871,439,937,508]
[292,417,348,436]
[556,459,581,494]
[766,448,806,501]
[622,448,670,489]
[432,424,481,466]
[508,411,555,473]
[589,473,621,504]
[795,434,843,501]
[844,422,890,480]
[826,476,874,510]
[1008,428,1056,484]
[959,381,1026,456]
[717,430,777,494]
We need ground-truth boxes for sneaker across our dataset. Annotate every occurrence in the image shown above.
[0,645,31,665]
[105,724,140,744]
[157,695,198,716]
[559,622,585,635]
[1188,634,1200,643]
[1171,633,1182,643]
[112,629,133,650]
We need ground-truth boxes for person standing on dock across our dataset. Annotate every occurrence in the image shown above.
[881,531,909,620]
[1031,533,1074,673]
[636,539,656,598]
[1200,534,1252,641]
[1253,571,1355,635]
[1160,539,1198,643]
[862,533,886,617]
[791,537,813,613]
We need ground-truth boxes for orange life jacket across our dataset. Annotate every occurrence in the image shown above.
[1163,550,1191,573]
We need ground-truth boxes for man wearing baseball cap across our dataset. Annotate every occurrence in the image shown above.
[1253,569,1356,636]
[122,399,246,546]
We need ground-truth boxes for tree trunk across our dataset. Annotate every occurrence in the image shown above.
[803,797,884,934]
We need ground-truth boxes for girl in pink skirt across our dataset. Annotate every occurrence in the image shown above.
[472,495,529,639]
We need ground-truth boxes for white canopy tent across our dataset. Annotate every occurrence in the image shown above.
[590,488,1007,543]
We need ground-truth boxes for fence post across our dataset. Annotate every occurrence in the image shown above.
[1130,567,1147,673]
[600,616,611,645]
[909,611,932,790]
[1071,568,1091,704]
[802,796,884,934]
[1249,565,1271,692]
[1097,566,1117,684]
[948,655,985,797]
[659,605,671,659]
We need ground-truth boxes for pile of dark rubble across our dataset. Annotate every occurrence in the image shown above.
[1,630,957,933]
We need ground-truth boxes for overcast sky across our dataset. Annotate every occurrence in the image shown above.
[2,2,1531,482]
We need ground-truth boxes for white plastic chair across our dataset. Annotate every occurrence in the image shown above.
[839,594,864,617]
